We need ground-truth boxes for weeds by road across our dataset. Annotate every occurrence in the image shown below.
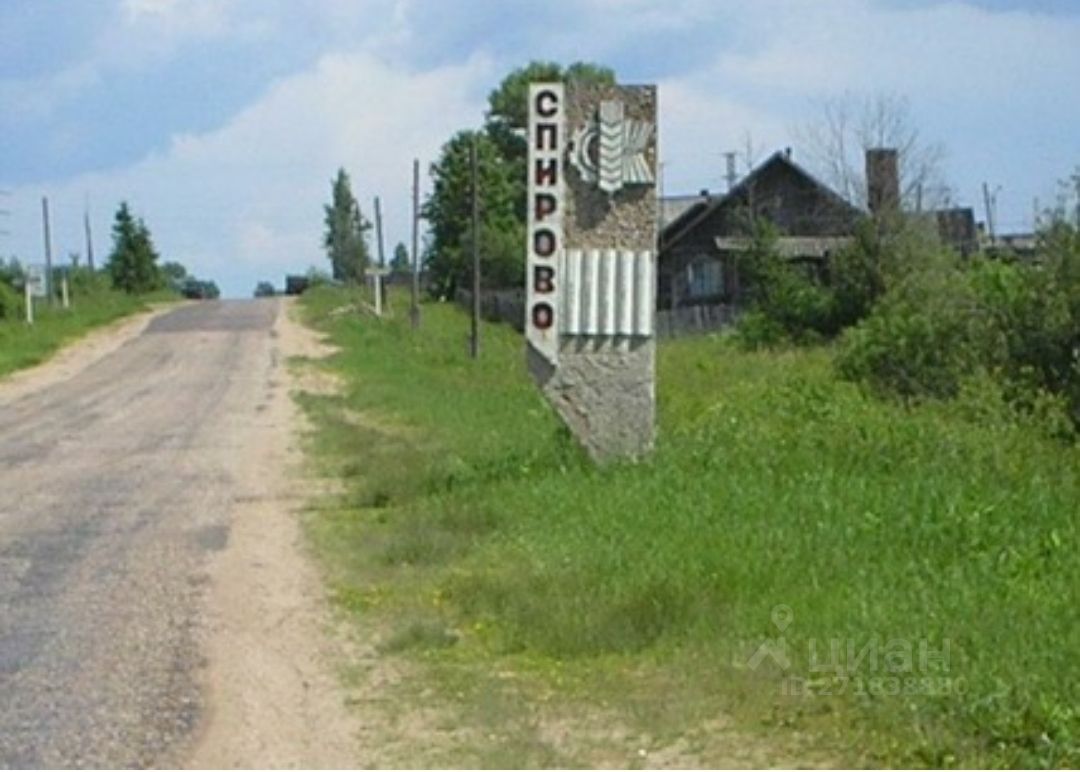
[297,285,1079,767]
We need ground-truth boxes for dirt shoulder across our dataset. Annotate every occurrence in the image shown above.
[180,298,360,768]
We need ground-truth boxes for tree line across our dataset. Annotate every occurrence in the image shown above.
[320,61,614,298]
[0,201,218,320]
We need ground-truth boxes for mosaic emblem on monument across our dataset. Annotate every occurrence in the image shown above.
[570,99,655,195]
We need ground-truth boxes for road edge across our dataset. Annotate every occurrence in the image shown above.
[0,301,187,406]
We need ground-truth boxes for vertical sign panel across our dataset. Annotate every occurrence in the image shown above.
[526,83,564,365]
[27,265,47,298]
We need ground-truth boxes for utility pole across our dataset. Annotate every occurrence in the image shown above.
[41,196,53,304]
[84,202,95,272]
[410,158,421,330]
[1073,174,1080,228]
[724,151,737,192]
[469,135,480,359]
[982,182,996,246]
[0,189,11,238]
[373,195,386,314]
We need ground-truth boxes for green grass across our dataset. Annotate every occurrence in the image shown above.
[0,288,175,378]
[298,285,1079,767]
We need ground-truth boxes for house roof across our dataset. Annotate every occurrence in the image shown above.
[660,194,709,228]
[714,235,853,258]
[661,150,863,252]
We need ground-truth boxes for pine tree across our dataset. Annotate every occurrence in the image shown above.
[106,202,162,294]
[390,242,410,275]
[323,169,371,283]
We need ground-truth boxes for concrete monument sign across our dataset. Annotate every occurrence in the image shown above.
[526,81,658,461]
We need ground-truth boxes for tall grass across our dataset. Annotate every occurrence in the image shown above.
[300,286,1079,767]
[0,288,171,378]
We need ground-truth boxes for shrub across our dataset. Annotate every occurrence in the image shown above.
[837,218,1080,433]
[828,216,942,329]
[734,215,945,347]
[733,310,787,350]
[69,267,112,296]
[0,280,23,320]
[733,218,836,346]
[836,260,1001,400]
[995,221,1080,427]
[0,257,24,288]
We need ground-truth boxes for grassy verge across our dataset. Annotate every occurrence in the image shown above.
[297,285,1078,767]
[0,289,176,378]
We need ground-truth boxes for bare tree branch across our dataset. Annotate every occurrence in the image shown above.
[795,92,951,211]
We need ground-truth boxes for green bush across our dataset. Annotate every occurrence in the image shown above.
[69,267,113,296]
[0,281,23,320]
[732,309,786,350]
[996,222,1080,427]
[837,219,1080,433]
[836,266,990,400]
[733,218,836,346]
[829,216,942,329]
[734,215,946,347]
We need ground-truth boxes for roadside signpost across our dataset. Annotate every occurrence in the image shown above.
[25,264,46,324]
[365,266,390,317]
[525,81,659,461]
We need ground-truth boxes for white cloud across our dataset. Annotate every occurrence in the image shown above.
[120,0,232,34]
[710,0,1080,102]
[5,0,1078,295]
[658,80,789,194]
[8,51,492,295]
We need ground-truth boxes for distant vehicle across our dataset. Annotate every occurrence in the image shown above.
[181,277,220,300]
[253,281,276,298]
[284,275,310,296]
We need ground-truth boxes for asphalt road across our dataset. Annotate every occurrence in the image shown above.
[0,300,281,768]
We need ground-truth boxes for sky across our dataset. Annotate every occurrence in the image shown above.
[1,0,1078,298]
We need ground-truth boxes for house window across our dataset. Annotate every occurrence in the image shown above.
[686,258,724,299]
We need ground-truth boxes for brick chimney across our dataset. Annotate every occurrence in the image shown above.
[866,148,900,215]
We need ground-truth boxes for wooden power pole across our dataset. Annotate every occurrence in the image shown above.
[410,158,421,330]
[982,182,996,246]
[84,206,95,272]
[41,196,53,304]
[371,196,386,316]
[469,136,480,359]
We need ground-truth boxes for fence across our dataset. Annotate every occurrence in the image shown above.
[656,302,737,339]
[455,287,526,332]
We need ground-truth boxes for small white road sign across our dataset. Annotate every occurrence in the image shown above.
[27,265,47,298]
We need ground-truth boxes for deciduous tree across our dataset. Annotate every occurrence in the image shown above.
[423,131,519,297]
[796,92,950,211]
[423,61,616,297]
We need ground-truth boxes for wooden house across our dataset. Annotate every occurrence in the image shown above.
[658,150,863,310]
